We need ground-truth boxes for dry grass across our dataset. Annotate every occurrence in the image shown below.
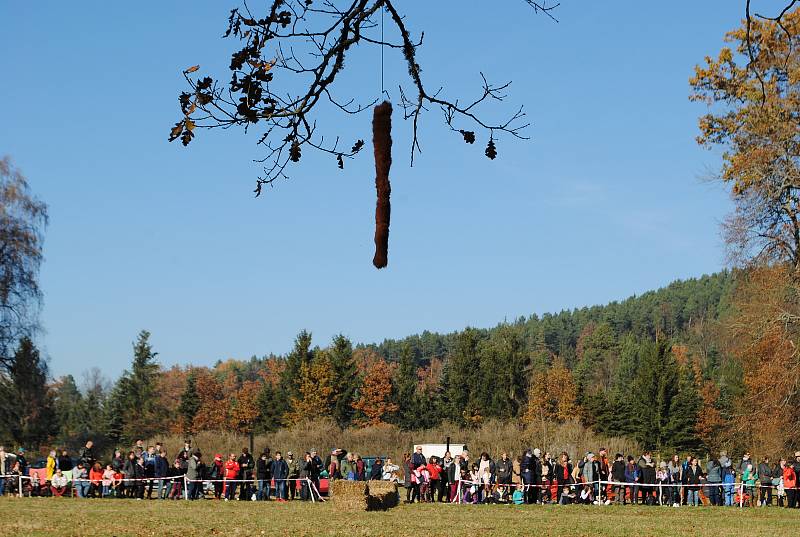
[154,419,638,461]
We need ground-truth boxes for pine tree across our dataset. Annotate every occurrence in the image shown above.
[630,341,679,451]
[328,334,358,427]
[0,337,55,448]
[393,343,419,429]
[279,330,314,404]
[255,381,282,433]
[52,375,85,440]
[664,367,701,452]
[110,330,164,442]
[439,328,482,423]
[178,371,201,435]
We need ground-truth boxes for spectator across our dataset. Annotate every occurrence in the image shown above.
[133,456,146,499]
[46,450,57,482]
[706,456,722,506]
[16,448,27,477]
[89,462,103,498]
[223,453,240,501]
[58,449,73,473]
[782,458,796,508]
[79,441,95,470]
[122,451,136,498]
[155,450,169,500]
[668,454,682,507]
[425,457,441,502]
[624,455,639,505]
[411,446,426,469]
[186,450,202,500]
[209,453,224,500]
[742,463,758,507]
[51,469,68,497]
[683,457,703,506]
[102,464,116,498]
[611,453,626,505]
[286,451,300,501]
[74,463,89,498]
[758,456,774,506]
[272,451,289,501]
[237,447,255,501]
[370,457,384,481]
[383,457,400,482]
[256,451,271,501]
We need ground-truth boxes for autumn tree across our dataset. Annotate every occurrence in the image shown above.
[352,358,398,427]
[191,369,228,432]
[285,352,334,425]
[725,265,800,451]
[691,8,800,269]
[229,380,262,434]
[0,157,47,368]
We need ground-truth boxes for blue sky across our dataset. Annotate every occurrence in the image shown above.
[1,1,757,379]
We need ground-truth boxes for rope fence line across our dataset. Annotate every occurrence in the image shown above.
[0,474,326,502]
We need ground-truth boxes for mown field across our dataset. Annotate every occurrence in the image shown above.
[0,497,797,537]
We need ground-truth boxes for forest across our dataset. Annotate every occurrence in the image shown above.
[3,269,762,458]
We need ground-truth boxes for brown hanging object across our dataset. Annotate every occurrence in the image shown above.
[372,101,392,269]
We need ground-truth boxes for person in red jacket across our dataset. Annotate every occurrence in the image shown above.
[783,457,797,508]
[427,457,443,502]
[223,453,240,501]
[89,462,104,498]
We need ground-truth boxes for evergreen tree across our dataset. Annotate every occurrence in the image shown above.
[629,341,678,451]
[328,334,358,427]
[0,337,55,448]
[279,330,314,404]
[393,344,419,429]
[255,381,282,433]
[480,326,529,419]
[178,371,201,435]
[664,367,701,452]
[110,330,163,442]
[439,328,483,422]
[52,375,85,440]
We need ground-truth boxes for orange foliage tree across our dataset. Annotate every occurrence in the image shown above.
[192,369,228,432]
[726,266,800,453]
[351,358,398,427]
[229,380,262,434]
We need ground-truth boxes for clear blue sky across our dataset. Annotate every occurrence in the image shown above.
[1,1,757,379]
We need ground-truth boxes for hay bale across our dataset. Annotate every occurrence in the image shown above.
[366,480,399,510]
[330,480,399,511]
[330,480,369,511]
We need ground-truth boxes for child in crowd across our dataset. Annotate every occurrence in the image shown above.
[102,464,116,497]
[512,485,525,505]
[580,484,593,504]
[560,486,575,505]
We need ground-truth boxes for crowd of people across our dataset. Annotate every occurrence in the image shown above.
[2,439,800,509]
[0,440,326,501]
[391,447,800,507]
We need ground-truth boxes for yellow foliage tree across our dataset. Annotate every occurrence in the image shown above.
[523,357,577,425]
[284,353,335,425]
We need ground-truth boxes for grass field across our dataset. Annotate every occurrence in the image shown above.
[0,498,797,537]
